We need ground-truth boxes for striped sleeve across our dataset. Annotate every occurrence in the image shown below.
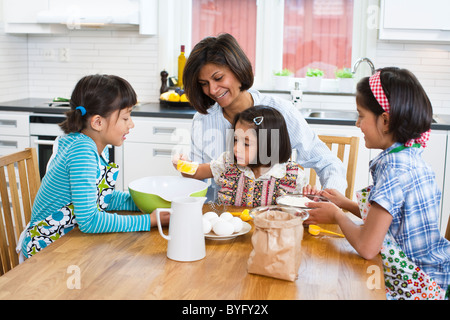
[68,140,151,233]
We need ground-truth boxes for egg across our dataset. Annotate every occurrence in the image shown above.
[202,218,212,234]
[230,217,243,233]
[203,211,218,221]
[220,211,233,221]
[212,220,234,236]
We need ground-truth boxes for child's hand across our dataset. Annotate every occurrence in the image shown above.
[302,184,319,195]
[172,153,188,166]
[304,201,343,225]
[150,210,170,227]
[319,189,347,207]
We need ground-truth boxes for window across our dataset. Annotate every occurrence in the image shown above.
[160,0,363,89]
[283,0,354,78]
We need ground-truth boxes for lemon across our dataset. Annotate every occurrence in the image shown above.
[240,209,252,221]
[168,92,180,102]
[177,160,199,175]
[180,93,189,102]
[160,92,171,101]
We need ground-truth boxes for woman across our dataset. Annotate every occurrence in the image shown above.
[183,33,347,200]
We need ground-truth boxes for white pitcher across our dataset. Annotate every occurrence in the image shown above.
[155,196,207,262]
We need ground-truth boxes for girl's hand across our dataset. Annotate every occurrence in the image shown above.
[302,184,319,195]
[171,153,188,170]
[319,189,347,207]
[304,201,343,225]
[319,188,360,217]
[150,210,170,227]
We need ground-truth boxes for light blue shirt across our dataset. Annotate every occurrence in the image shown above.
[190,88,347,200]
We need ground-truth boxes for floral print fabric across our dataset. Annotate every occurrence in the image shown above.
[217,162,300,207]
[356,187,447,300]
[24,162,119,258]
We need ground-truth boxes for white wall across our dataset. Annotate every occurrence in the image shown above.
[27,30,159,102]
[375,41,450,115]
[0,0,29,101]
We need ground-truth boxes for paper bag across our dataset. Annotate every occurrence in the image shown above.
[247,209,304,281]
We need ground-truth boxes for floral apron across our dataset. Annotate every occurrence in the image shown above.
[356,186,447,300]
[22,161,119,258]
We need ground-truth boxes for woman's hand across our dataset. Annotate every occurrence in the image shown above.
[150,210,170,227]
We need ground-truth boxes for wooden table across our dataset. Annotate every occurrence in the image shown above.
[0,206,385,300]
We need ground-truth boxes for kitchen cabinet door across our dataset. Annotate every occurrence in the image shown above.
[380,0,450,41]
[123,142,190,190]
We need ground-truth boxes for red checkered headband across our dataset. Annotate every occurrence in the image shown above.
[369,71,431,148]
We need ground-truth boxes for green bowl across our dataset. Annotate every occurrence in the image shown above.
[128,176,208,213]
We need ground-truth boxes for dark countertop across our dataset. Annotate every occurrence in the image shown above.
[1,98,449,130]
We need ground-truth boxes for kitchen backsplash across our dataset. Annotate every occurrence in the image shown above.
[1,23,450,114]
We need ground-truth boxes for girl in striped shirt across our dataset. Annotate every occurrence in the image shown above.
[19,74,170,260]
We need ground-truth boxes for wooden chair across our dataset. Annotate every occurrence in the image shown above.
[0,148,40,275]
[308,135,359,200]
[445,216,450,241]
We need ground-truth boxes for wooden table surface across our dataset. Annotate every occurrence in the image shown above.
[0,205,385,300]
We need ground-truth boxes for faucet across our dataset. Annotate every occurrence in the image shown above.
[352,57,376,75]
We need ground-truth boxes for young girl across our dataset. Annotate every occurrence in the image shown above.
[175,106,309,207]
[306,67,450,300]
[18,74,170,260]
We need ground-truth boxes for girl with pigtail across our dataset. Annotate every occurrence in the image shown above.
[17,74,170,260]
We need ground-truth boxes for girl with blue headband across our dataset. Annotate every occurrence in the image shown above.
[17,74,170,260]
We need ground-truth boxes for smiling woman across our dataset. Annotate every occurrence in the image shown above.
[183,33,348,202]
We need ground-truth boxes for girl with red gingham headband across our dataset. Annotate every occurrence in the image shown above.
[306,67,449,300]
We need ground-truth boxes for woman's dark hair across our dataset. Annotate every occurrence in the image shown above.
[232,106,291,168]
[59,74,137,134]
[356,67,432,144]
[183,33,254,114]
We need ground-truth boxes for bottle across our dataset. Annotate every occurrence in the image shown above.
[291,81,303,110]
[178,45,186,89]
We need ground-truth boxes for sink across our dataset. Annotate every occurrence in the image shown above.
[304,110,358,121]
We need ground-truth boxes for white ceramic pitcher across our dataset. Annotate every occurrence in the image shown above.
[155,196,207,262]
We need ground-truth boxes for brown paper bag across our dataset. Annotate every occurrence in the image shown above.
[247,209,304,281]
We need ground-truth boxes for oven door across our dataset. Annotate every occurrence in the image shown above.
[30,135,57,180]
[30,135,116,180]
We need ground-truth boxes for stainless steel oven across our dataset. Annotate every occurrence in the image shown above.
[29,114,115,179]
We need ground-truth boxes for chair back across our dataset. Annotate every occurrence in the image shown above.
[308,135,359,200]
[445,216,450,241]
[0,148,40,275]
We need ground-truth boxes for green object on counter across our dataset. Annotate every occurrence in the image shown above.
[53,97,70,102]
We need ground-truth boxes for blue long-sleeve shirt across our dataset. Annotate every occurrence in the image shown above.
[29,132,151,234]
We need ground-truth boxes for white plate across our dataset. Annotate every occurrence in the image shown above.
[205,222,252,240]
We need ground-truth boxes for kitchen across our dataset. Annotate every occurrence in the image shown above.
[0,0,450,301]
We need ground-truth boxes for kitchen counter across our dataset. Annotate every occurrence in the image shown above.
[1,98,450,130]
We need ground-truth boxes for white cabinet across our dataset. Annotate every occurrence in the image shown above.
[3,0,157,35]
[379,0,450,41]
[0,112,30,157]
[122,117,192,191]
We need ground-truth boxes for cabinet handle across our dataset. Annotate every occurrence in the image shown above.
[33,139,55,146]
[153,127,176,135]
[153,149,173,157]
[0,140,18,148]
[0,119,17,128]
